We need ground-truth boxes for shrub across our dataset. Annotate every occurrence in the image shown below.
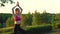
[57,24,60,29]
[26,25,52,34]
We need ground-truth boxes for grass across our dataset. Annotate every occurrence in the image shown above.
[0,24,52,34]
[2,32,13,34]
[0,24,60,34]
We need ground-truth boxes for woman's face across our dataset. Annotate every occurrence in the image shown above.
[16,10,19,15]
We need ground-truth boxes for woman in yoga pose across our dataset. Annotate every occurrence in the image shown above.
[12,2,23,34]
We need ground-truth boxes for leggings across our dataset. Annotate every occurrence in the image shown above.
[14,24,26,34]
[14,24,21,34]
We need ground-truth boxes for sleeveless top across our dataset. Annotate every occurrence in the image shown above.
[15,15,21,21]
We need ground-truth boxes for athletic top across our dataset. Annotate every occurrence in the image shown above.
[14,15,21,24]
[15,15,21,21]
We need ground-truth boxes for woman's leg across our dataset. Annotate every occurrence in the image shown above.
[14,24,22,34]
[14,24,18,34]
[18,25,26,34]
[14,24,26,34]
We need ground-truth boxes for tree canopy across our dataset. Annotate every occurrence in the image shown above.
[0,0,14,6]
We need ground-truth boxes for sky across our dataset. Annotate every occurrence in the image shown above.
[0,0,60,14]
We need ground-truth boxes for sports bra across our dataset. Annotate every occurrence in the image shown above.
[14,15,21,21]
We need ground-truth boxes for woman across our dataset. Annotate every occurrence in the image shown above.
[12,2,23,34]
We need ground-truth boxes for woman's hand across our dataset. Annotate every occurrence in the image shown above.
[16,2,19,6]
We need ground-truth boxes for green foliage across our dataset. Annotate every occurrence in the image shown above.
[21,12,32,26]
[0,10,60,30]
[0,13,12,23]
[32,10,39,25]
[0,13,12,28]
[25,24,52,34]
[6,17,14,27]
[51,14,60,30]
[32,10,52,25]
[0,0,14,6]
[0,25,52,34]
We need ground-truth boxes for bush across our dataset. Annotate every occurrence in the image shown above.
[25,25,52,34]
[57,24,60,29]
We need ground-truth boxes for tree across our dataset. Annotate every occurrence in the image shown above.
[20,14,27,26]
[52,13,60,29]
[32,10,38,25]
[6,16,14,27]
[0,0,14,6]
[21,12,32,26]
[26,12,32,25]
[0,13,12,28]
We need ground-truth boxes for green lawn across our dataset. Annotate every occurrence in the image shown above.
[0,25,60,34]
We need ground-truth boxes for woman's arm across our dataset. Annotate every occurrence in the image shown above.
[16,2,23,13]
[12,6,16,17]
[18,6,23,13]
[18,6,23,15]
